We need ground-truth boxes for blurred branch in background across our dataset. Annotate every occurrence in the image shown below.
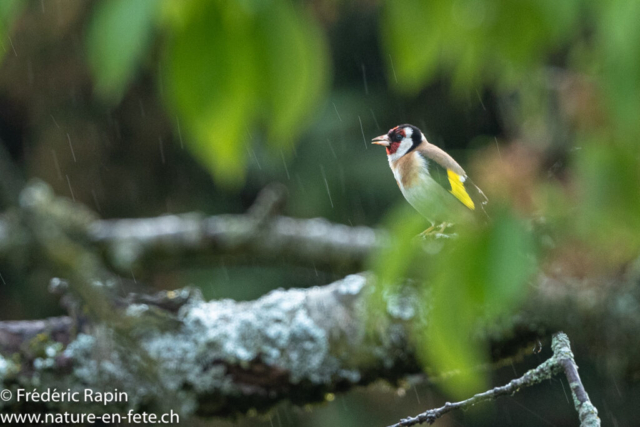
[0,183,383,277]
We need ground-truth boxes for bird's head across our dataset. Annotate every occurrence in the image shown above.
[372,124,423,159]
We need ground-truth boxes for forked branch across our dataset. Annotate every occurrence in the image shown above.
[388,332,600,427]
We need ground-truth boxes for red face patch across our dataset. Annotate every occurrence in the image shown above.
[386,141,401,155]
[386,127,405,155]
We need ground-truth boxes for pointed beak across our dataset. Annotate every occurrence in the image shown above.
[371,134,390,147]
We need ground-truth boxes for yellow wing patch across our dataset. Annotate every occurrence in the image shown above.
[447,170,475,210]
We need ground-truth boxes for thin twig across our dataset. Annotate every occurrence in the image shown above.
[554,334,601,427]
[389,332,600,427]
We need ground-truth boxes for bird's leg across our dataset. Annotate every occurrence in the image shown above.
[419,222,455,239]
[419,223,438,238]
[438,222,453,233]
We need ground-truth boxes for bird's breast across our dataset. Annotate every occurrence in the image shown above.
[390,153,465,222]
[389,151,426,188]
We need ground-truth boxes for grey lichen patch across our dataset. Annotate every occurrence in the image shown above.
[578,401,600,427]
[179,286,336,385]
[56,332,162,414]
[33,342,64,370]
[0,353,15,391]
[384,287,418,321]
[125,303,150,317]
[7,275,416,417]
[52,280,375,417]
[336,274,367,296]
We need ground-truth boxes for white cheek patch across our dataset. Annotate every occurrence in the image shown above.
[403,127,413,139]
[388,137,414,162]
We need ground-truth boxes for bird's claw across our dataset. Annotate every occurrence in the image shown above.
[418,222,454,239]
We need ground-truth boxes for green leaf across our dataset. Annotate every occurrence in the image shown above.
[163,0,258,186]
[594,0,640,138]
[370,203,429,288]
[254,1,329,149]
[574,141,640,256]
[381,0,581,92]
[86,0,161,103]
[425,212,534,397]
[0,0,26,64]
[381,0,441,92]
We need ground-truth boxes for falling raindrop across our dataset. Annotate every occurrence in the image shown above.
[159,137,166,164]
[476,89,486,111]
[358,115,367,149]
[91,189,101,213]
[51,149,63,180]
[556,377,570,404]
[413,385,421,404]
[332,102,343,122]
[370,109,381,131]
[8,36,17,56]
[247,146,261,170]
[320,165,333,208]
[65,175,75,202]
[388,54,398,83]
[176,116,184,149]
[361,63,369,95]
[280,149,290,180]
[67,133,76,162]
[326,138,337,159]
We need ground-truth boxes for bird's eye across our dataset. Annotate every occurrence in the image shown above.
[392,133,403,142]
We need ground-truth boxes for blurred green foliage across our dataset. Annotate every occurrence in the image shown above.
[0,0,639,412]
[87,0,329,185]
[86,0,161,102]
[0,0,26,63]
[381,0,580,91]
[376,0,640,398]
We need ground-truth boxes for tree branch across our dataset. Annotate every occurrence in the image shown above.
[389,332,600,427]
[0,274,424,417]
[0,182,384,276]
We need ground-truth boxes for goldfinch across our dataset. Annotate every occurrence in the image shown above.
[372,124,488,230]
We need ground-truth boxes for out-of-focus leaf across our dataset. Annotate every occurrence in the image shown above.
[164,0,258,185]
[594,0,640,138]
[367,202,434,331]
[368,201,534,397]
[255,1,329,149]
[381,0,580,92]
[574,141,640,258]
[426,212,533,397]
[86,0,161,103]
[0,0,26,63]
[370,203,429,288]
[380,0,441,92]
[162,0,329,185]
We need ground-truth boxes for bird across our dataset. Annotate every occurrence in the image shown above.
[371,124,488,234]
